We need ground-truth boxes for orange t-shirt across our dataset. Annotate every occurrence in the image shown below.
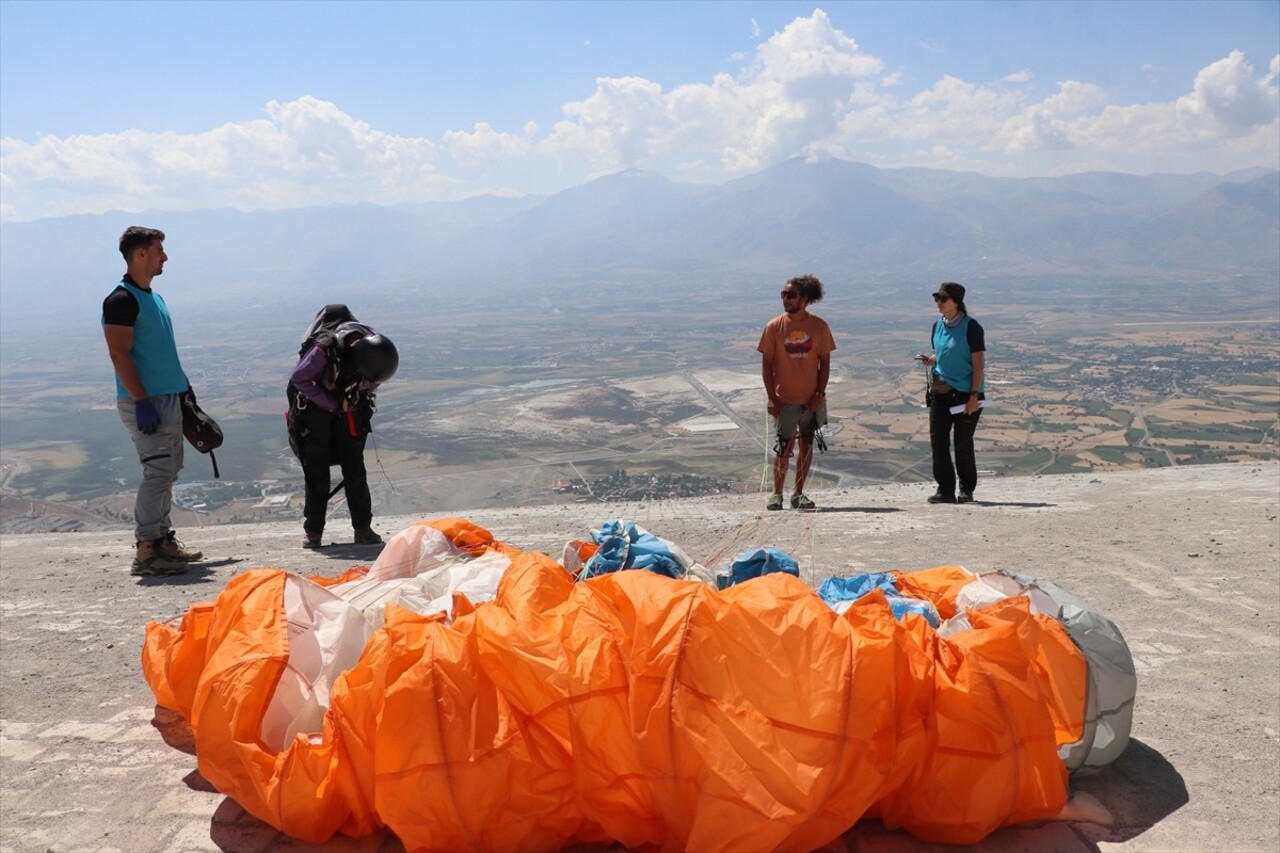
[757,313,837,404]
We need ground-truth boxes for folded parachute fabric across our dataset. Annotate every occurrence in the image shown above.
[142,517,1135,851]
[819,571,942,627]
[714,546,799,589]
[580,518,695,579]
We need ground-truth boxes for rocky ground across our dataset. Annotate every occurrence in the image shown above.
[1,462,1277,852]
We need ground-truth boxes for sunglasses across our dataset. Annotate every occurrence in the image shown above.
[933,295,951,303]
[781,291,801,300]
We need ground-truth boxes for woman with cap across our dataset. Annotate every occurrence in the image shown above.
[918,281,985,504]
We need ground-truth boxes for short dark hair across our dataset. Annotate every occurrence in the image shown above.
[786,274,824,305]
[119,226,165,261]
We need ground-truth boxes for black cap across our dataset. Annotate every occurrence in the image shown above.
[932,281,966,303]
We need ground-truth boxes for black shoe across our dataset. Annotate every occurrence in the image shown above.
[303,533,323,549]
[353,527,384,545]
[957,490,974,504]
[927,491,956,504]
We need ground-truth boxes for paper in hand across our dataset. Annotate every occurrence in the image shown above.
[949,400,990,414]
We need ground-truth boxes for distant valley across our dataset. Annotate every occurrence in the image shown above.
[0,158,1276,532]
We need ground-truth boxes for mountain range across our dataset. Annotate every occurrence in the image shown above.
[1,157,1276,330]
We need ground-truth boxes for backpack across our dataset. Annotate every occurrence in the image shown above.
[180,387,223,478]
[296,303,358,359]
[285,304,377,462]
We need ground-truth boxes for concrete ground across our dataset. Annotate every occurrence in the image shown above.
[1,462,1277,852]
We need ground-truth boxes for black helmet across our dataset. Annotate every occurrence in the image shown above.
[352,333,398,383]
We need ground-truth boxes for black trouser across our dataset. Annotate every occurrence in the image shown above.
[930,390,984,496]
[300,405,371,535]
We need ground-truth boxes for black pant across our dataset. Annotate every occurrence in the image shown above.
[300,406,371,535]
[930,390,983,496]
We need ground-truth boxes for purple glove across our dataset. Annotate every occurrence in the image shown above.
[135,398,160,435]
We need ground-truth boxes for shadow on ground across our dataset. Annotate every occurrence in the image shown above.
[314,543,388,562]
[191,738,1182,852]
[135,565,226,586]
[817,506,903,514]
[1069,738,1188,848]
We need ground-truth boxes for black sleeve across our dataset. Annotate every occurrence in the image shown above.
[102,286,139,326]
[967,318,986,353]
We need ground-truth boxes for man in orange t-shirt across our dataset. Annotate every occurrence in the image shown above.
[757,275,836,511]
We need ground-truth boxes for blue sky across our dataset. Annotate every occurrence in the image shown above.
[1,0,1276,222]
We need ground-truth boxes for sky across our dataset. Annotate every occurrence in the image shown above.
[1,0,1277,223]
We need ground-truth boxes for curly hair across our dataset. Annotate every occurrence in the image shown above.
[786,274,825,304]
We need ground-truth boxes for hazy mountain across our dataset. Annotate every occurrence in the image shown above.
[2,159,1275,332]
[1130,171,1280,270]
[440,169,711,281]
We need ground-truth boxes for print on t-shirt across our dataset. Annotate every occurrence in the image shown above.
[785,330,814,357]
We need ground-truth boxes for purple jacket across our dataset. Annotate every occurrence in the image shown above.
[290,345,378,413]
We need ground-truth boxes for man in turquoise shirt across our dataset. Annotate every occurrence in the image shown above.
[102,227,204,576]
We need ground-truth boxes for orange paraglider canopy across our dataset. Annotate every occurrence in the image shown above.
[143,517,1118,850]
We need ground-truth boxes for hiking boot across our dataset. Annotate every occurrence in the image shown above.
[790,493,817,511]
[302,533,323,549]
[155,530,202,562]
[131,540,188,577]
[928,491,956,504]
[957,490,974,504]
[353,527,384,545]
[766,493,784,511]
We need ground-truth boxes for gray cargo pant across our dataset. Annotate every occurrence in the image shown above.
[116,393,184,542]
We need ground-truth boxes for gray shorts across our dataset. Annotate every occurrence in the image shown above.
[773,402,827,454]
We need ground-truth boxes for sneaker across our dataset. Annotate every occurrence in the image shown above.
[302,533,323,549]
[155,530,202,562]
[766,493,784,511]
[790,493,817,511]
[353,528,384,545]
[131,540,188,577]
[927,491,956,504]
[957,490,974,504]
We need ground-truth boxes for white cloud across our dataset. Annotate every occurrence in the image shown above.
[540,75,670,172]
[539,12,1276,181]
[995,80,1109,152]
[542,10,883,175]
[0,96,448,220]
[752,9,881,85]
[983,52,1278,170]
[1176,50,1278,133]
[2,12,1277,222]
[443,122,533,170]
